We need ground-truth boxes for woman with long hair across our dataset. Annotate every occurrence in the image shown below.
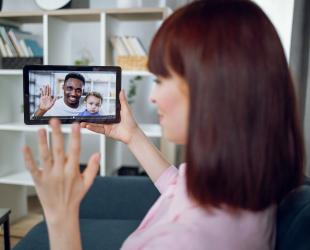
[23,0,304,249]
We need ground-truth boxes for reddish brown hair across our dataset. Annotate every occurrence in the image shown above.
[148,0,304,211]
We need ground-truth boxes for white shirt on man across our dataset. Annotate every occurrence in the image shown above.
[44,97,85,116]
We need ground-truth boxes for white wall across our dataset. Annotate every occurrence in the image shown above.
[249,0,295,61]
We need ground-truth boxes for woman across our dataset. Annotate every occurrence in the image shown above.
[23,0,304,249]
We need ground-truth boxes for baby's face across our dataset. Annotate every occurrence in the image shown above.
[86,95,101,113]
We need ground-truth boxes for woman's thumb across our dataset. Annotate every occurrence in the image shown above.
[119,89,129,109]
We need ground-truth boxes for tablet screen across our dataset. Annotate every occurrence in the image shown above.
[23,65,121,124]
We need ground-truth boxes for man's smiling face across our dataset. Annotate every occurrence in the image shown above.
[63,78,83,108]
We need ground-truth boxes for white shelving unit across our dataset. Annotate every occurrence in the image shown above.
[0,7,172,221]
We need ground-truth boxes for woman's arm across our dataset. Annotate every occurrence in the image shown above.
[23,119,100,250]
[81,90,170,183]
[127,127,170,182]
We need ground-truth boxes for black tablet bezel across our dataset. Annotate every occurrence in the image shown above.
[23,65,121,125]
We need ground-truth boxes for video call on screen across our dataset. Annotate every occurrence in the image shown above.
[28,70,117,119]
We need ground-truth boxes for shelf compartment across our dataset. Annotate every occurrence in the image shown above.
[47,16,101,65]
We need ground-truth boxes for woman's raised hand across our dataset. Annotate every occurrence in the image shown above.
[80,89,139,145]
[23,119,100,225]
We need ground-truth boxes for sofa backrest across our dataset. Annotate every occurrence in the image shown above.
[276,177,310,250]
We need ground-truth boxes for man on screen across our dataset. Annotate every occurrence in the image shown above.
[33,72,86,117]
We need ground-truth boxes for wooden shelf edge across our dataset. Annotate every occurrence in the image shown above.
[0,7,169,17]
[0,171,34,186]
[0,69,23,75]
[0,122,162,137]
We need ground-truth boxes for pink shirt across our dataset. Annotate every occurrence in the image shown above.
[121,164,276,250]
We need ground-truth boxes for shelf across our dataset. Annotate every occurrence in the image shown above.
[0,69,23,76]
[123,70,152,76]
[0,122,162,137]
[0,123,45,132]
[0,123,95,134]
[106,7,167,20]
[0,11,43,23]
[0,170,34,186]
[0,7,168,22]
[47,9,102,22]
[0,70,153,76]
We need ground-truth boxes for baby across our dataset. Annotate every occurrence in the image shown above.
[78,91,103,116]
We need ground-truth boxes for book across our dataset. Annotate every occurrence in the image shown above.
[4,43,13,57]
[0,37,8,57]
[9,28,43,57]
[110,36,129,56]
[20,39,30,57]
[120,36,135,56]
[128,36,146,56]
[27,45,34,57]
[23,39,43,57]
[8,29,25,57]
[110,36,122,55]
[0,26,17,57]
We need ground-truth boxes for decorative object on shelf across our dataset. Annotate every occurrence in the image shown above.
[117,56,148,71]
[35,0,71,10]
[127,75,142,105]
[74,48,93,66]
[110,36,148,71]
[35,0,89,10]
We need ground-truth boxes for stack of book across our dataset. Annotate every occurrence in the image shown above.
[0,25,43,69]
[110,36,147,71]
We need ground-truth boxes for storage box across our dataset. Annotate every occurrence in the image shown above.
[1,57,43,69]
[116,56,148,71]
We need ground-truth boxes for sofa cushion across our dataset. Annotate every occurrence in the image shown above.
[276,184,310,250]
[13,219,140,250]
[80,176,159,220]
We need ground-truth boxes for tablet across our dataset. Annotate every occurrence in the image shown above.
[23,65,121,125]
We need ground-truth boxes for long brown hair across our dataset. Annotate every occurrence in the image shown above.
[148,0,305,211]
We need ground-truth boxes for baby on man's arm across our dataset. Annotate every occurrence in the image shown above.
[78,92,103,116]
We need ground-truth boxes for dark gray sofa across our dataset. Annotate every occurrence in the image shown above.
[14,176,310,250]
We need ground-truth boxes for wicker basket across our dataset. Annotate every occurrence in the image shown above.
[116,56,148,71]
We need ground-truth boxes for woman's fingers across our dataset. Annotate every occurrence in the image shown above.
[83,153,100,190]
[67,123,81,170]
[38,128,52,169]
[49,119,66,168]
[23,146,41,182]
[119,89,130,111]
[83,123,108,134]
